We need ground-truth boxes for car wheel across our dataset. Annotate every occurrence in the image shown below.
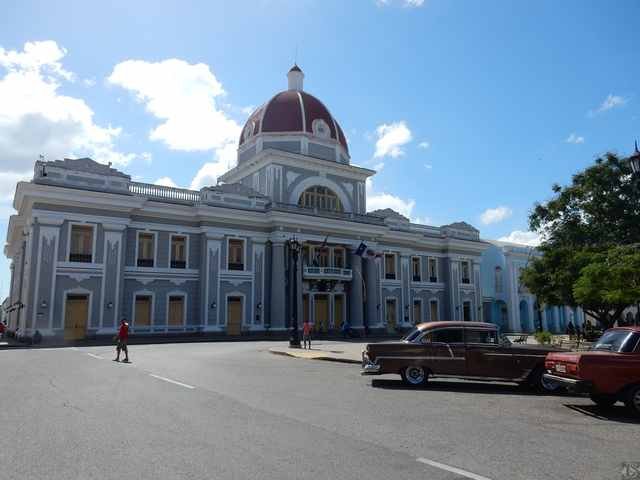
[589,394,617,408]
[530,368,562,393]
[624,385,640,417]
[401,366,428,387]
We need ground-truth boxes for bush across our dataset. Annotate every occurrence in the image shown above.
[534,331,553,345]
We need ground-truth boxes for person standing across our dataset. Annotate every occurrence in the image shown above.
[114,318,130,363]
[302,320,312,349]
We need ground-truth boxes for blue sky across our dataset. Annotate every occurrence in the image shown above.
[1,0,639,299]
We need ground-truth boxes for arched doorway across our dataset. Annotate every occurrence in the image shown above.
[492,300,508,332]
[519,300,531,332]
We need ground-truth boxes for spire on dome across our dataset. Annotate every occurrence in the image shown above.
[287,64,304,91]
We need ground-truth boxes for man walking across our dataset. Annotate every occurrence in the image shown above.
[302,320,312,349]
[114,318,130,363]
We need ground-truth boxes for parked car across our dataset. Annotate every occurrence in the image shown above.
[544,326,640,416]
[361,321,566,391]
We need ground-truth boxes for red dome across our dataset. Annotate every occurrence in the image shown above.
[239,90,349,153]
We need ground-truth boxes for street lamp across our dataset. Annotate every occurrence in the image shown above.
[287,236,302,348]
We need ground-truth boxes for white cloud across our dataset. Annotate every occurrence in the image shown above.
[373,121,412,158]
[108,58,241,153]
[589,94,627,116]
[0,40,138,174]
[424,163,432,169]
[365,178,415,218]
[418,141,430,149]
[480,206,512,225]
[411,216,432,225]
[566,133,584,144]
[82,78,96,87]
[190,142,237,190]
[154,176,178,188]
[376,0,425,7]
[498,230,540,246]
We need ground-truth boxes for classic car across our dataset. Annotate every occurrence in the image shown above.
[544,326,640,416]
[362,321,566,391]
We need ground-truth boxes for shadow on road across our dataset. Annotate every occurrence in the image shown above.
[370,378,580,397]
[564,404,640,424]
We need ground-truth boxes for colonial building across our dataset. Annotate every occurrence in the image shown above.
[480,241,585,333]
[3,65,488,341]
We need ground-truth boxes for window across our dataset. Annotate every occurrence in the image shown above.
[495,266,503,293]
[423,328,464,344]
[428,257,438,282]
[412,257,421,282]
[312,119,331,139]
[137,233,155,267]
[384,254,396,280]
[463,301,472,321]
[333,248,345,269]
[302,245,311,266]
[134,295,152,327]
[430,300,439,322]
[298,186,343,212]
[171,235,187,269]
[413,299,422,324]
[69,225,94,263]
[466,329,498,344]
[461,261,471,284]
[228,239,245,271]
[316,247,329,267]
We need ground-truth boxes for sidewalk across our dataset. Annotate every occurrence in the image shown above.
[269,341,367,364]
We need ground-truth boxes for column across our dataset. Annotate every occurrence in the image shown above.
[473,260,482,322]
[32,217,62,335]
[400,255,410,325]
[270,242,286,329]
[349,251,363,327]
[364,257,380,327]
[100,224,126,332]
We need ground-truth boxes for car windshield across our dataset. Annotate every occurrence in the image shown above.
[403,327,421,342]
[591,330,634,352]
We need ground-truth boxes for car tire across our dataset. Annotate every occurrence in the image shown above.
[400,366,429,387]
[530,367,562,394]
[589,394,617,408]
[624,385,640,417]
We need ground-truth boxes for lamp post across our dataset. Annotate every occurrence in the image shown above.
[288,236,302,348]
[629,142,640,325]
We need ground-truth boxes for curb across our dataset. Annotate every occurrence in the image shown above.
[268,348,361,365]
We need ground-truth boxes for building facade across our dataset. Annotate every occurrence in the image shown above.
[480,241,585,333]
[3,66,488,341]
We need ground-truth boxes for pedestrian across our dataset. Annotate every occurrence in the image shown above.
[341,321,349,339]
[567,321,575,339]
[114,318,130,363]
[302,320,312,349]
[0,321,5,339]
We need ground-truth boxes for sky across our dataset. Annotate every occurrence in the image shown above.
[0,0,639,299]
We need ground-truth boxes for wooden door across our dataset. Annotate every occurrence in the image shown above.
[333,295,344,331]
[227,297,242,335]
[413,300,422,325]
[64,295,88,340]
[386,298,396,333]
[135,296,151,327]
[430,301,439,322]
[314,295,328,332]
[168,296,184,326]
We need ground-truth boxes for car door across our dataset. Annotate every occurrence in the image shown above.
[464,328,517,379]
[428,328,466,376]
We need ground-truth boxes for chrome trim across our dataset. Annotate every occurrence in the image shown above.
[375,355,465,361]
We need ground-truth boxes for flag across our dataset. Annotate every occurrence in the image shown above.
[355,242,367,256]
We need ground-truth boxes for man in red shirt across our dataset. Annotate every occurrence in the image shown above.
[114,318,130,363]
[302,320,312,349]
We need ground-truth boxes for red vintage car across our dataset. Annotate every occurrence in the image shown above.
[544,326,640,416]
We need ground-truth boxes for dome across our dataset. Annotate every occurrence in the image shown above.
[238,65,349,154]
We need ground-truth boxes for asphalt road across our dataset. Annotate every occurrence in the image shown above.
[1,341,638,480]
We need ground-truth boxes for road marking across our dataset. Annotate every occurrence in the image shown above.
[416,458,493,480]
[149,374,195,390]
[86,353,102,360]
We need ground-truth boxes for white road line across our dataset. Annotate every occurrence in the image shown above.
[416,458,493,480]
[149,374,195,390]
[86,353,102,360]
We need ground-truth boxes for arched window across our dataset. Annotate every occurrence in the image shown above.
[298,186,343,212]
[495,266,503,293]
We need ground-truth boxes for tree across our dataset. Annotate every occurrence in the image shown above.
[573,246,640,328]
[522,153,640,328]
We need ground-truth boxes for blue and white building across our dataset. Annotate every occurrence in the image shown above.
[3,66,490,341]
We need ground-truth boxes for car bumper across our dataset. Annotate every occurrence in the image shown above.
[543,373,593,393]
[361,351,381,375]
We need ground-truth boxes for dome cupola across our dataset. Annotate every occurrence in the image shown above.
[238,65,349,164]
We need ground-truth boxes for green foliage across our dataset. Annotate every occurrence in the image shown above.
[534,331,553,345]
[522,153,640,329]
